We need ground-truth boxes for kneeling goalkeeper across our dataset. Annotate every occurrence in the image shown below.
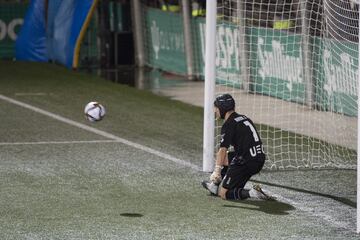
[202,94,273,200]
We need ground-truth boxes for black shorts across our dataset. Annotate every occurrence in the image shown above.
[222,155,265,190]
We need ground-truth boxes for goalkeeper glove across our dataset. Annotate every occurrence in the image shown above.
[210,165,222,184]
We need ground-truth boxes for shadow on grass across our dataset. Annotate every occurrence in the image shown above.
[252,180,356,208]
[223,199,295,215]
[120,213,143,217]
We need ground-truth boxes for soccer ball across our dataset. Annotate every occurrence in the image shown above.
[84,101,106,122]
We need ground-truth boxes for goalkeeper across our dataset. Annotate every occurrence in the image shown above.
[202,94,273,200]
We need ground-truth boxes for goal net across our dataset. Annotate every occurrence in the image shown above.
[210,0,358,170]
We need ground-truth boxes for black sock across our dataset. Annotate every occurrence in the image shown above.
[225,188,250,200]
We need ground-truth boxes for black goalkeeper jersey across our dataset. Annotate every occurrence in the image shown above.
[220,112,265,161]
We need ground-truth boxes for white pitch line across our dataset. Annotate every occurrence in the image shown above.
[15,92,48,96]
[0,94,201,171]
[0,140,119,146]
[271,193,354,231]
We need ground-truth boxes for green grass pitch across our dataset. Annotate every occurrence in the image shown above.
[0,61,357,239]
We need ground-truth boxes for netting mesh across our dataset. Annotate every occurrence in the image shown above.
[214,0,358,170]
[136,1,357,170]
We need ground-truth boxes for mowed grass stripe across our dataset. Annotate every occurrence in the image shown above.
[0,94,200,171]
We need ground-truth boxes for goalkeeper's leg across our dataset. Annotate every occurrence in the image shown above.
[219,157,271,200]
[218,172,251,200]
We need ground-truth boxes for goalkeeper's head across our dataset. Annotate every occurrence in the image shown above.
[214,93,235,119]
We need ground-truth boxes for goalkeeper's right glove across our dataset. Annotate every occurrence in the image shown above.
[210,165,222,184]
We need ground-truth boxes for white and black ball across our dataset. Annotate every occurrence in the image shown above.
[84,101,106,122]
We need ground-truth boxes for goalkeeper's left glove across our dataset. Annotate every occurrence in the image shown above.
[210,165,222,184]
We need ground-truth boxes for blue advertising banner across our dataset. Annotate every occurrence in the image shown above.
[16,0,98,68]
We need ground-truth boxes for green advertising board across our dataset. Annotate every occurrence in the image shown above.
[144,9,358,116]
[192,17,243,87]
[248,27,358,116]
[145,8,243,87]
[145,8,187,75]
[248,27,305,103]
[314,37,358,116]
[0,2,28,59]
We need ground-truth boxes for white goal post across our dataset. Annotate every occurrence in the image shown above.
[203,0,359,233]
[357,19,360,233]
[203,0,217,173]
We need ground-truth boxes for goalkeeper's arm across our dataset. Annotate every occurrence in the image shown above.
[210,147,228,184]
